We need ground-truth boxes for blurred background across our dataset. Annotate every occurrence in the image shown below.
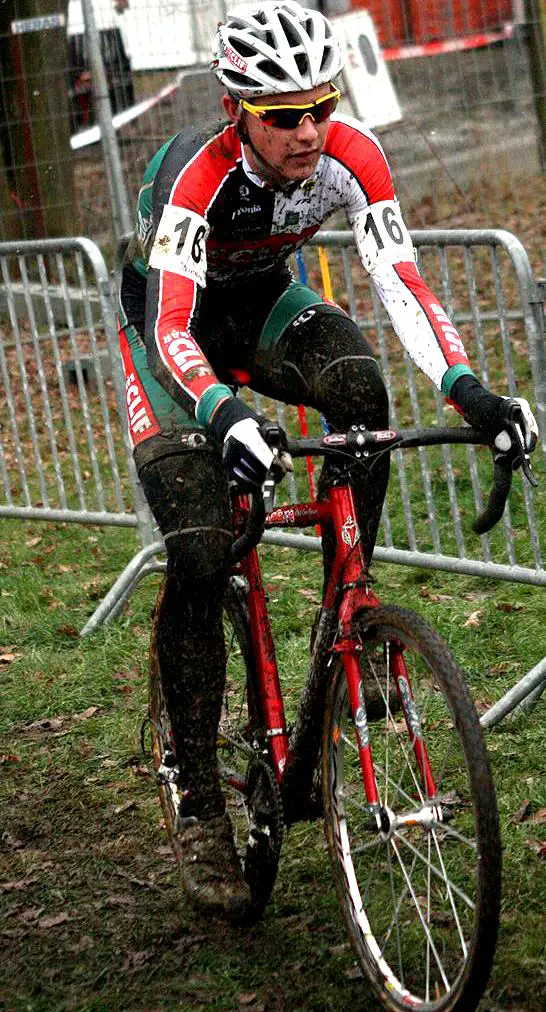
[0,0,544,269]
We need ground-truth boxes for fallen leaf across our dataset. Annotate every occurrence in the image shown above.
[104,894,134,907]
[0,754,21,764]
[512,799,532,824]
[25,536,42,547]
[344,965,364,979]
[0,877,38,892]
[463,609,483,628]
[67,935,93,953]
[473,699,490,715]
[38,912,70,929]
[131,765,152,778]
[57,624,79,638]
[495,602,523,613]
[17,907,44,923]
[74,706,99,722]
[0,652,21,665]
[25,716,64,732]
[122,949,153,971]
[112,800,136,816]
[238,994,258,1006]
[297,588,320,601]
[329,942,350,956]
[528,807,546,824]
[525,838,546,860]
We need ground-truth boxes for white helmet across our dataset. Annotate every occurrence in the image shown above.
[211,1,345,99]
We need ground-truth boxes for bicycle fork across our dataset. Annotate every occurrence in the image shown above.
[328,484,439,826]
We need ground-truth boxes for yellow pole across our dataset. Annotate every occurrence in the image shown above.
[317,246,334,302]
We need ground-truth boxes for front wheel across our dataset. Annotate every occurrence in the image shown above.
[322,604,501,1012]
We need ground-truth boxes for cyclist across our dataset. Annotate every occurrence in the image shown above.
[118,1,537,920]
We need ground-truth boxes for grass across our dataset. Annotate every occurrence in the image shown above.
[1,173,545,1011]
[1,505,545,1011]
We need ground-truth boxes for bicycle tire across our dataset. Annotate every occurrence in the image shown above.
[149,575,282,920]
[322,604,501,1012]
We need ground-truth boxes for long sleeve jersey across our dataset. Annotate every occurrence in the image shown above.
[123,113,474,424]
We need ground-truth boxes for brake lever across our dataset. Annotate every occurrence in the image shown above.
[503,416,538,487]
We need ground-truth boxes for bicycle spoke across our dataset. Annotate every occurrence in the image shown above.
[390,837,451,993]
[431,828,469,958]
[392,830,476,911]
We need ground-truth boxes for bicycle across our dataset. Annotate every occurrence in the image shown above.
[148,412,536,1012]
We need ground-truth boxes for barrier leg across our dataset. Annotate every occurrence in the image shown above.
[80,540,164,636]
[480,657,546,729]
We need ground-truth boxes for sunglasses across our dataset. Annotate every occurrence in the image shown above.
[240,88,340,130]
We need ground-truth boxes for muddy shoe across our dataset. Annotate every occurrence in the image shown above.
[174,811,252,921]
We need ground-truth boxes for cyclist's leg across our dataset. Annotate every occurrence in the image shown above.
[251,292,390,570]
[119,316,250,917]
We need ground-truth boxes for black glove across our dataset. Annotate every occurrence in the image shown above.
[209,396,274,491]
[451,376,538,457]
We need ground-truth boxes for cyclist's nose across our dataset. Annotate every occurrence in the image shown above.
[294,113,319,141]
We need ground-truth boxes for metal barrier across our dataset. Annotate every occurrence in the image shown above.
[0,237,153,538]
[300,230,546,587]
[1,230,544,725]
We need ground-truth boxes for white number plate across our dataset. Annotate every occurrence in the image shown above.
[353,199,414,273]
[149,205,209,287]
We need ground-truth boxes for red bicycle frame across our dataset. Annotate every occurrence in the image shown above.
[232,480,439,811]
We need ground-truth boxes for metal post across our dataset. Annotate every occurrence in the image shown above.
[81,0,132,238]
[524,0,546,169]
[188,0,204,64]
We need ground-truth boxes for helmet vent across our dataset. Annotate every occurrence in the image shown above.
[277,12,301,48]
[294,52,309,75]
[224,70,249,87]
[232,40,255,59]
[258,59,287,81]
[319,47,331,73]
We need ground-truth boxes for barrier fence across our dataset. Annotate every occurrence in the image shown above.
[0,228,544,723]
[1,0,545,272]
[0,236,153,537]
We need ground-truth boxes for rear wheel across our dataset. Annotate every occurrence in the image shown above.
[149,575,282,920]
[322,604,501,1012]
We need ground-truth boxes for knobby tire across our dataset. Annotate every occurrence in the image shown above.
[322,604,501,1012]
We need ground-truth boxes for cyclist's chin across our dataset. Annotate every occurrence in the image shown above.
[280,154,320,181]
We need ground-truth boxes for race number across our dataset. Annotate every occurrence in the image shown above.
[353,200,414,273]
[149,205,209,286]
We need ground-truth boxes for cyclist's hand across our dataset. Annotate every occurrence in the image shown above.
[209,395,275,491]
[223,418,275,489]
[450,376,538,463]
[494,397,538,459]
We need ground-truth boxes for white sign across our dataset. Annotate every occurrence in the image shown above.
[336,10,402,128]
[12,13,65,34]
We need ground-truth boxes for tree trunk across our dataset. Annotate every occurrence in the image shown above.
[0,0,74,240]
